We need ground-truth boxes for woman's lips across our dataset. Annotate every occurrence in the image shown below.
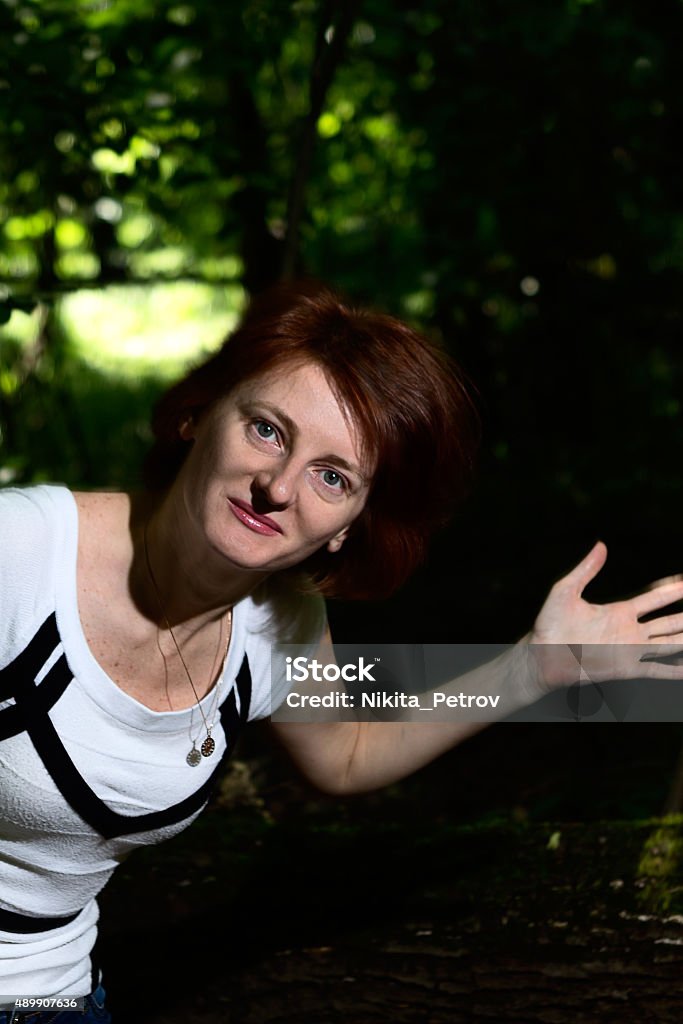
[228,498,283,536]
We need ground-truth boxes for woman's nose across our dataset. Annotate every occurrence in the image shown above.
[252,463,297,507]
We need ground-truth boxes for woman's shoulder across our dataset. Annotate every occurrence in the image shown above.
[243,573,327,647]
[239,575,327,722]
[0,481,65,507]
[0,482,73,543]
[0,484,134,551]
[0,485,129,591]
[71,490,130,514]
[72,490,132,550]
[0,485,76,661]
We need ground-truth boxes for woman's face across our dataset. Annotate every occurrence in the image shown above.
[175,361,373,575]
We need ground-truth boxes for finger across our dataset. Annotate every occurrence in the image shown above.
[646,573,683,591]
[633,580,683,618]
[557,541,608,596]
[647,613,683,638]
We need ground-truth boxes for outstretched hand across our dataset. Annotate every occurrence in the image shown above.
[529,542,683,689]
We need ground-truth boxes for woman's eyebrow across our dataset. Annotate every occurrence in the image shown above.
[243,400,299,438]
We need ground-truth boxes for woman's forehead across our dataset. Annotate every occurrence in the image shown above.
[235,360,339,410]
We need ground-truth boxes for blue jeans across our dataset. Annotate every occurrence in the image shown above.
[0,985,110,1023]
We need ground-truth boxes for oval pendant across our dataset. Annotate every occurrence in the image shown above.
[186,746,202,767]
[201,735,216,758]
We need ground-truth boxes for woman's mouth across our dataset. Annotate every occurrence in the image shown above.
[228,498,283,536]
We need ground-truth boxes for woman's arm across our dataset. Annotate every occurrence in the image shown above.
[270,543,683,795]
[270,642,532,795]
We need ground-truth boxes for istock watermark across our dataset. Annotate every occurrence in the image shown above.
[285,656,379,683]
[271,644,683,723]
[273,644,514,721]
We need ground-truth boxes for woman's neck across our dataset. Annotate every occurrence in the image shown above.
[129,488,266,629]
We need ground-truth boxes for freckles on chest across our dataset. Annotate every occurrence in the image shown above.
[79,612,156,706]
[80,617,223,712]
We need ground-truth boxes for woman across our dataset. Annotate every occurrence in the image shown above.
[1,282,682,1022]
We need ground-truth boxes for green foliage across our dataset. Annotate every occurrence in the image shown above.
[637,820,683,912]
[0,283,243,487]
[0,0,299,291]
[3,1,682,314]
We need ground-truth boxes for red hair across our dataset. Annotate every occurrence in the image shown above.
[145,282,479,599]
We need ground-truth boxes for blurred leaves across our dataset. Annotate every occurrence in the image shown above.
[2,2,680,309]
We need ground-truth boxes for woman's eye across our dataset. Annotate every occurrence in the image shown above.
[253,420,278,442]
[321,469,345,490]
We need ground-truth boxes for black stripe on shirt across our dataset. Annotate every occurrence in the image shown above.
[0,613,253,839]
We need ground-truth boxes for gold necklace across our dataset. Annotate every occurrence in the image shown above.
[143,522,232,767]
[155,617,225,767]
